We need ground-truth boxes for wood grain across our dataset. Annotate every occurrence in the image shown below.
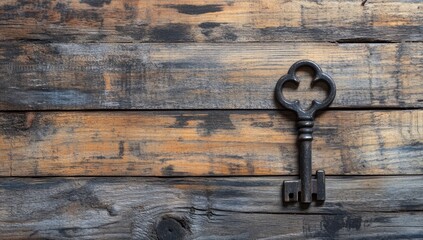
[1,1,421,239]
[0,176,421,239]
[0,0,421,43]
[1,43,422,110]
[0,110,421,176]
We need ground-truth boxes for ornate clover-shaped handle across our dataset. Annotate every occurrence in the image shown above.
[275,60,336,120]
[275,60,336,204]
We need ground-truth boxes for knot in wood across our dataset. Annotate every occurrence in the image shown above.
[156,217,188,240]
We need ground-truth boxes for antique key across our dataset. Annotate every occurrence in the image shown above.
[275,60,336,204]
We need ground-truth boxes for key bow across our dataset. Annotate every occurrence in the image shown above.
[275,60,336,120]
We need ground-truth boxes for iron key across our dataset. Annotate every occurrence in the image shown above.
[275,60,336,204]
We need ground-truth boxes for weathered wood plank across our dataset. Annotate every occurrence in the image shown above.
[0,176,421,239]
[0,0,421,43]
[0,43,422,110]
[0,110,421,176]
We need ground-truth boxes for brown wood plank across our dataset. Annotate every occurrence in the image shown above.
[0,176,421,239]
[0,0,421,43]
[0,110,421,176]
[0,43,422,110]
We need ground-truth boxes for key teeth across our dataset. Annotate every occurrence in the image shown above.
[315,170,325,201]
[283,180,300,202]
[283,170,326,203]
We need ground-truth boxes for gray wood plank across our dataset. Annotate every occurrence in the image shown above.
[0,43,422,110]
[0,176,421,239]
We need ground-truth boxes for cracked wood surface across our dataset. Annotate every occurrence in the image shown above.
[0,176,421,239]
[0,110,421,176]
[0,43,422,110]
[0,0,421,43]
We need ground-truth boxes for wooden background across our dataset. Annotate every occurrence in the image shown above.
[0,0,422,239]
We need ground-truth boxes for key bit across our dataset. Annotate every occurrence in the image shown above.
[275,60,336,204]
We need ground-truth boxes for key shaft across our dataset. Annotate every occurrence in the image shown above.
[298,120,313,203]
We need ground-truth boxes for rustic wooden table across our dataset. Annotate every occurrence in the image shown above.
[0,0,422,239]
